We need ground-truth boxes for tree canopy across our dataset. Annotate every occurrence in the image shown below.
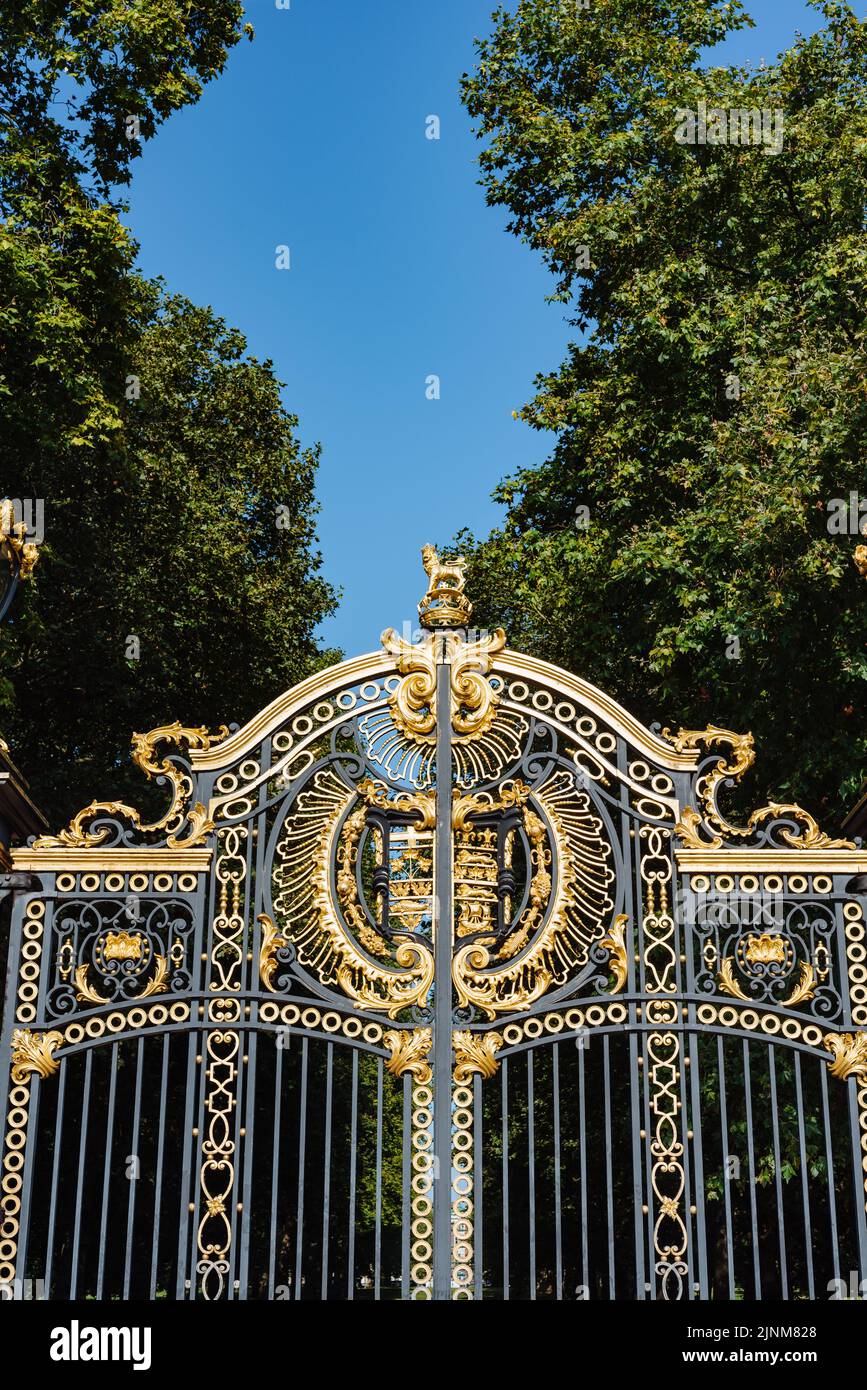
[457,0,867,825]
[0,2,336,826]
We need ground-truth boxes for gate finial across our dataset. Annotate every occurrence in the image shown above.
[418,545,473,629]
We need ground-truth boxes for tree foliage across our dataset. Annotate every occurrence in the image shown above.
[0,3,337,826]
[458,0,867,824]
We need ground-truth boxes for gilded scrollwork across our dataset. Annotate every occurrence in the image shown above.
[73,954,168,1004]
[272,768,434,1017]
[380,626,506,745]
[697,896,834,1020]
[33,722,230,851]
[664,726,854,851]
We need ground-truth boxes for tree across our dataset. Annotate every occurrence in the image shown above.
[457,0,867,825]
[2,290,337,823]
[0,4,337,825]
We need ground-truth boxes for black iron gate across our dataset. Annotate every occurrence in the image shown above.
[2,550,867,1299]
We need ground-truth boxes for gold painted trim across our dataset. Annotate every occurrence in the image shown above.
[190,650,395,770]
[191,644,704,775]
[496,650,701,770]
[676,850,867,872]
[11,848,213,871]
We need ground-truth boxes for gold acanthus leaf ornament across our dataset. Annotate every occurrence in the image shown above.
[824,1032,867,1081]
[380,627,506,745]
[717,957,750,1001]
[453,1031,504,1082]
[33,722,230,850]
[74,955,168,1004]
[664,726,854,851]
[600,914,629,994]
[384,1028,433,1084]
[258,913,288,991]
[781,961,816,1008]
[11,1028,64,1082]
[718,955,815,1008]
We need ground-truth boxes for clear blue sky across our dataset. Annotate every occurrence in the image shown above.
[126,0,827,656]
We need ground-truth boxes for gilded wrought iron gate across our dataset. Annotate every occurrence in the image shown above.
[2,550,867,1300]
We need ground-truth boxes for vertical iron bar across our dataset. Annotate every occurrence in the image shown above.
[528,1048,536,1300]
[237,1030,258,1300]
[629,1033,646,1301]
[123,1036,144,1299]
[175,1033,199,1300]
[294,1035,308,1300]
[69,1048,93,1299]
[149,1034,170,1300]
[267,1036,283,1298]
[553,1042,562,1301]
[717,1036,735,1299]
[579,1041,588,1295]
[96,1042,119,1299]
[433,651,454,1301]
[767,1046,788,1298]
[320,1042,333,1299]
[604,1034,615,1299]
[793,1052,815,1299]
[374,1057,383,1300]
[687,1033,709,1300]
[348,1048,359,1299]
[501,1056,509,1300]
[742,1039,761,1299]
[43,1061,66,1298]
[819,1061,840,1288]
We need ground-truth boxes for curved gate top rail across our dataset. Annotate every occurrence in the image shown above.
[2,548,867,1301]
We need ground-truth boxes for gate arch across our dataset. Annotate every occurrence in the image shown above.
[1,551,866,1300]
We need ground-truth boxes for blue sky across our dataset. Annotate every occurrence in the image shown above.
[126,0,828,656]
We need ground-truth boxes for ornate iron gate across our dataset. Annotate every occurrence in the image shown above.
[2,550,867,1300]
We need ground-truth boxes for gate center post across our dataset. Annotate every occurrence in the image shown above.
[432,639,454,1299]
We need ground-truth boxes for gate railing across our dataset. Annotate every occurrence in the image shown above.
[1,549,866,1300]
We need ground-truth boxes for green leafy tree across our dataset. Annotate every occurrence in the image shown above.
[458,0,867,825]
[3,289,337,823]
[0,4,337,825]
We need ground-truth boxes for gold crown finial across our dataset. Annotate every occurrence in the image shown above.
[418,545,473,629]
